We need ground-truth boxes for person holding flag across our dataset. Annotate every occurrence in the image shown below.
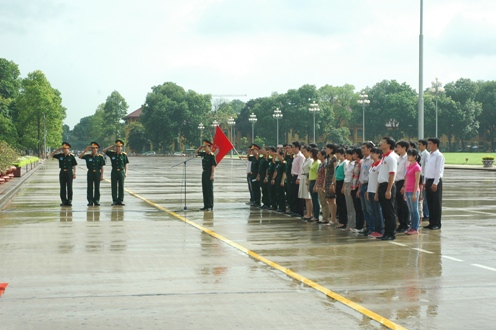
[195,140,217,211]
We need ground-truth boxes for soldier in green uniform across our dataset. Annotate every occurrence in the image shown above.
[284,144,294,212]
[267,147,278,210]
[248,144,261,207]
[275,150,288,212]
[258,147,269,209]
[79,142,106,206]
[102,139,129,206]
[51,142,78,206]
[195,140,217,211]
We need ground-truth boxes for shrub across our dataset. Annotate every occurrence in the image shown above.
[0,140,20,172]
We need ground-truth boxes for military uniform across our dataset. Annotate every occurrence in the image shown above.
[248,145,261,206]
[105,149,129,205]
[267,157,277,209]
[199,150,217,210]
[81,149,105,206]
[285,153,294,207]
[53,143,78,206]
[258,153,269,208]
[275,159,287,212]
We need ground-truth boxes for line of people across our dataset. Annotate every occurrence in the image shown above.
[50,140,129,207]
[245,137,444,241]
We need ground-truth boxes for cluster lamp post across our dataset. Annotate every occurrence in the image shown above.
[228,117,235,158]
[430,78,445,137]
[249,113,257,143]
[211,120,219,138]
[308,102,320,143]
[198,123,204,145]
[357,92,370,142]
[273,107,283,146]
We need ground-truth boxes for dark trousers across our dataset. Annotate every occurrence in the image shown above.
[202,171,214,209]
[309,180,320,219]
[291,175,304,216]
[276,180,286,212]
[111,170,125,203]
[395,180,410,228]
[425,179,442,227]
[87,171,101,204]
[252,178,261,205]
[269,182,277,208]
[351,188,364,230]
[335,180,347,226]
[59,170,73,203]
[378,183,397,237]
[247,174,254,202]
[285,174,292,206]
[261,181,269,206]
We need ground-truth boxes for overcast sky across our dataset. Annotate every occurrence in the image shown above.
[1,0,495,129]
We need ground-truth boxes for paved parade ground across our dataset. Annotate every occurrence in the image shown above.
[1,157,496,329]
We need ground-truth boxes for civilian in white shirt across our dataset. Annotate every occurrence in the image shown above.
[290,141,305,217]
[366,147,384,237]
[418,139,430,220]
[359,141,375,235]
[423,137,445,230]
[376,137,398,240]
[395,140,411,233]
[343,149,356,231]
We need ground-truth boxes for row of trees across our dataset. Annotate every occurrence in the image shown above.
[1,58,66,156]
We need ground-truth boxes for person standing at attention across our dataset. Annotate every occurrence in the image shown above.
[418,139,430,221]
[79,142,106,206]
[403,148,422,235]
[423,137,445,230]
[395,141,411,233]
[376,137,398,240]
[102,139,129,206]
[195,140,217,211]
[51,142,78,206]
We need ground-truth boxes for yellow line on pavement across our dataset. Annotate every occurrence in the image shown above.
[125,188,406,330]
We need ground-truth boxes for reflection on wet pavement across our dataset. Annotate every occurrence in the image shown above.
[1,158,496,329]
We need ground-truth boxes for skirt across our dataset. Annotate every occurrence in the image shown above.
[298,175,311,199]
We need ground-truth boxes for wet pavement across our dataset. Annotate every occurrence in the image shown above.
[1,157,496,329]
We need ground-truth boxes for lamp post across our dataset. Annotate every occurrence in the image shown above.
[430,78,444,138]
[249,113,257,143]
[308,102,320,143]
[198,123,204,145]
[273,107,283,146]
[418,0,425,139]
[211,120,219,139]
[228,117,235,158]
[357,92,370,142]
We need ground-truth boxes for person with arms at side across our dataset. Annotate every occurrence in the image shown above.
[403,148,422,235]
[376,137,398,240]
[274,150,287,213]
[418,139,430,221]
[334,148,348,229]
[351,147,364,232]
[258,147,270,209]
[240,148,254,205]
[248,144,261,207]
[79,142,105,206]
[308,148,321,222]
[359,142,375,236]
[51,142,78,206]
[195,140,217,211]
[102,139,129,206]
[315,149,330,224]
[299,145,314,221]
[284,144,294,214]
[291,141,305,217]
[325,144,338,225]
[367,147,384,238]
[423,137,445,230]
[395,140,411,233]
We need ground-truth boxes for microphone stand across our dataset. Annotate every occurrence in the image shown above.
[171,155,198,211]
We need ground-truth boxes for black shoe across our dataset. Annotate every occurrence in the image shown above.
[200,207,211,211]
[423,225,433,229]
[361,229,371,236]
[60,203,66,207]
[285,211,294,215]
[251,203,261,207]
[379,235,396,240]
[276,209,285,213]
[261,205,270,209]
[430,225,441,230]
[87,203,93,206]
[65,201,72,206]
[94,202,100,206]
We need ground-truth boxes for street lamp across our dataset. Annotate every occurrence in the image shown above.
[308,102,320,143]
[357,92,370,142]
[198,123,205,145]
[228,117,235,158]
[273,107,283,146]
[249,113,257,143]
[211,120,219,138]
[430,78,445,137]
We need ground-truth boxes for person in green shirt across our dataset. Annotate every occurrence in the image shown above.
[79,142,106,206]
[102,139,129,206]
[51,142,78,206]
[195,140,217,211]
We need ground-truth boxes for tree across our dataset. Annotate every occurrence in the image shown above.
[0,140,19,172]
[141,82,211,151]
[475,80,496,151]
[318,84,354,145]
[103,91,128,142]
[0,58,21,146]
[13,70,66,156]
[127,122,149,152]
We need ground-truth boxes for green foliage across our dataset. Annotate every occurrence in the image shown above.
[13,70,66,155]
[475,80,496,150]
[13,156,39,167]
[127,122,149,152]
[0,140,19,172]
[103,91,128,142]
[482,155,494,160]
[0,58,21,100]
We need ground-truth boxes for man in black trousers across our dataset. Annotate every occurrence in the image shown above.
[377,137,398,240]
[423,137,445,230]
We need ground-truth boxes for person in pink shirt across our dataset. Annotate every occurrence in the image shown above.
[403,149,422,234]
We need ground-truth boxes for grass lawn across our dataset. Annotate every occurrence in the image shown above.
[444,152,495,165]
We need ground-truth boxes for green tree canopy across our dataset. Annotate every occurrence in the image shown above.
[103,91,128,142]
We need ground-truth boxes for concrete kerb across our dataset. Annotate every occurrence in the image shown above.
[0,160,44,209]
